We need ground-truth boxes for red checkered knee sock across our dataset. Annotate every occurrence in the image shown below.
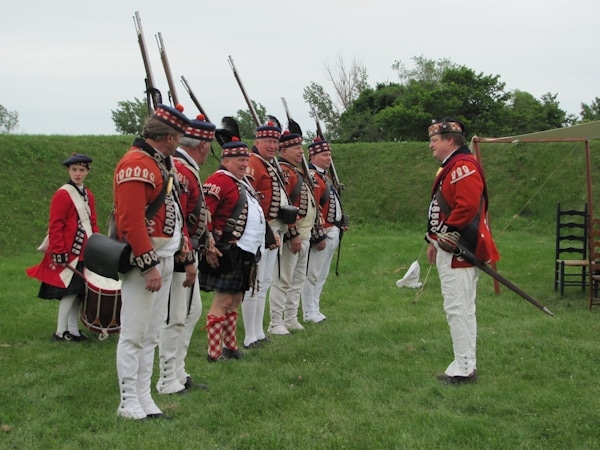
[222,311,238,351]
[206,314,225,359]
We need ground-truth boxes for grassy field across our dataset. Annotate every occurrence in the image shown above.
[1,135,598,255]
[2,227,600,449]
[1,135,599,448]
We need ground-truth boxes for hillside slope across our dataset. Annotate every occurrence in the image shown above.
[1,135,597,256]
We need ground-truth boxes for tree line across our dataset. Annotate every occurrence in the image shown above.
[104,55,599,141]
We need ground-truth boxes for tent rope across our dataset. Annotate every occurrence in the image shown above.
[497,142,581,235]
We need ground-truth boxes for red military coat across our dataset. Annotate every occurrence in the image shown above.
[203,169,246,241]
[427,147,500,268]
[246,151,283,221]
[310,165,340,229]
[26,183,99,288]
[174,149,207,245]
[113,138,187,272]
[279,158,318,240]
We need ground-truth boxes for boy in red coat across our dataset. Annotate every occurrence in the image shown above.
[27,153,99,341]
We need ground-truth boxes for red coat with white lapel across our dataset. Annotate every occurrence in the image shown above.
[427,147,500,268]
[26,183,99,288]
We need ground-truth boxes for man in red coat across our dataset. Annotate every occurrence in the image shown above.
[242,122,288,346]
[156,114,215,395]
[200,138,266,362]
[113,104,191,420]
[425,117,500,385]
[302,138,346,323]
[269,131,319,332]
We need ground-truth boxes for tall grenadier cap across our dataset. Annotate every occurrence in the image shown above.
[308,137,331,156]
[62,153,92,168]
[153,103,191,134]
[428,117,465,138]
[255,121,281,139]
[221,137,249,158]
[185,114,216,141]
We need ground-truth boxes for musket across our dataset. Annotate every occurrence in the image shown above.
[454,244,555,317]
[179,75,223,163]
[227,55,262,126]
[311,107,348,276]
[227,55,285,178]
[311,107,345,194]
[133,11,161,112]
[156,32,179,106]
[280,97,314,191]
[180,76,210,121]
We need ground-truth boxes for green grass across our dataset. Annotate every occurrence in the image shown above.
[1,135,598,255]
[2,226,600,449]
[2,135,600,448]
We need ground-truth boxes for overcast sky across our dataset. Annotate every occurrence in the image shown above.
[2,0,598,135]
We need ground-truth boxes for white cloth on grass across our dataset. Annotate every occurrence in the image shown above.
[396,261,423,288]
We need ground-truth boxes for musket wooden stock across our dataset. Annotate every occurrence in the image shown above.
[454,245,555,317]
[133,11,161,111]
[156,32,179,106]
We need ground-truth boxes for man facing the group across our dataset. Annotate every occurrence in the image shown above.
[426,117,499,385]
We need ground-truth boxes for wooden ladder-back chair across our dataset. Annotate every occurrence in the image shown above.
[554,202,589,295]
[589,218,600,309]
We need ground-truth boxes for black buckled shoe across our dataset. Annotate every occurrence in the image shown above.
[52,331,74,342]
[146,413,173,420]
[243,340,261,349]
[207,354,227,363]
[71,331,89,342]
[184,376,208,391]
[222,347,244,360]
[437,370,478,385]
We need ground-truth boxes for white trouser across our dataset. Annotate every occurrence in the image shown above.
[116,257,173,418]
[270,238,310,326]
[157,265,202,394]
[302,226,340,320]
[435,242,479,377]
[242,245,278,346]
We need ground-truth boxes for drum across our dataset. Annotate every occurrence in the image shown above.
[82,268,122,339]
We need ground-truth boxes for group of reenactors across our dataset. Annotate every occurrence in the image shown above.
[112,104,347,420]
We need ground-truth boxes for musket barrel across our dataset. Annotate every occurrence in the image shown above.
[156,32,179,106]
[455,245,554,317]
[133,11,161,110]
[180,76,209,120]
[228,55,261,126]
[281,96,314,190]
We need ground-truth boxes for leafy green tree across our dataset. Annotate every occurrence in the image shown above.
[303,82,340,139]
[111,97,150,135]
[0,104,19,134]
[580,97,600,122]
[392,55,457,86]
[303,56,368,140]
[233,101,266,140]
[339,65,511,141]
